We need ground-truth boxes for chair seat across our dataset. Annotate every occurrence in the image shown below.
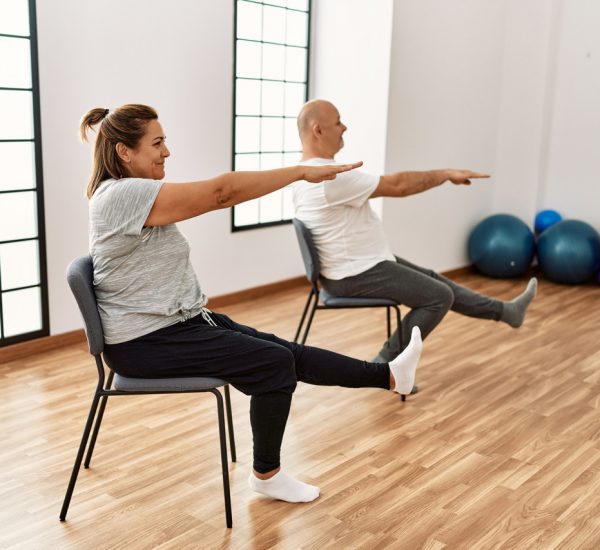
[319,289,397,308]
[114,374,227,392]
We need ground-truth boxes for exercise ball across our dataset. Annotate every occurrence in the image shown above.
[535,209,562,234]
[537,220,600,284]
[468,214,535,278]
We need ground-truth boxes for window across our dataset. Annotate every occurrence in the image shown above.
[232,0,311,231]
[0,0,48,346]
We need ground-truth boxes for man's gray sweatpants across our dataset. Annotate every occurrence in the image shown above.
[321,255,504,361]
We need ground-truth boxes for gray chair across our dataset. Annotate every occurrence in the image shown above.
[292,219,405,399]
[60,255,236,528]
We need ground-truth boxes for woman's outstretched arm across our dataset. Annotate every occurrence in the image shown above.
[145,162,362,226]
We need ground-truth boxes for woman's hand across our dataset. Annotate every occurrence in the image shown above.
[301,161,363,183]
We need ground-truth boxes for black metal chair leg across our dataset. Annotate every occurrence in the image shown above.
[60,393,102,521]
[391,306,406,402]
[224,384,236,462]
[212,389,232,528]
[386,307,391,338]
[301,296,319,345]
[394,306,402,351]
[294,289,316,342]
[84,370,114,468]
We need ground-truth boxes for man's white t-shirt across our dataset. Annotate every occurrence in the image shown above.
[292,158,395,280]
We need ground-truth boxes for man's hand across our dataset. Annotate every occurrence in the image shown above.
[302,161,363,183]
[445,169,491,186]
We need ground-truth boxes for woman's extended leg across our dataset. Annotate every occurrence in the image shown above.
[208,312,422,395]
[204,313,422,499]
[105,311,422,503]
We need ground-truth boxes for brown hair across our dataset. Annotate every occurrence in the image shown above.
[80,104,158,198]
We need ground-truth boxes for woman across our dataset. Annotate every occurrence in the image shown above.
[82,104,422,504]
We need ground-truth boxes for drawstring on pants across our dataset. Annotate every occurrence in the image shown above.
[201,307,217,326]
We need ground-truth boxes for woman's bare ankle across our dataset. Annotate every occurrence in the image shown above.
[253,466,280,480]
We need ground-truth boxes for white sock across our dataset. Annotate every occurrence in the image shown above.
[389,326,422,394]
[248,470,320,503]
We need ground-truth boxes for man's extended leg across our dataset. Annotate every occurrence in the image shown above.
[394,256,537,328]
[321,259,455,361]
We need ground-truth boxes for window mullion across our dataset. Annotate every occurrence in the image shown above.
[0,0,49,346]
[232,0,310,231]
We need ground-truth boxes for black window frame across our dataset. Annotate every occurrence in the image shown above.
[231,0,312,232]
[0,0,49,347]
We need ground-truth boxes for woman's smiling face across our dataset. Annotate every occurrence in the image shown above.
[124,119,170,180]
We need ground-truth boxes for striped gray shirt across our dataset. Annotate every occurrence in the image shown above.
[89,178,206,344]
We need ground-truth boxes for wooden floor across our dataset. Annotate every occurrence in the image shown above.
[1,271,600,549]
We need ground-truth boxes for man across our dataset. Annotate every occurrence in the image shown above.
[292,99,537,363]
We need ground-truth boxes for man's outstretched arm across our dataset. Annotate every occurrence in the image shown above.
[370,169,490,198]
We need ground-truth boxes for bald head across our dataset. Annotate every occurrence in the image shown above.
[297,99,338,140]
[297,99,346,159]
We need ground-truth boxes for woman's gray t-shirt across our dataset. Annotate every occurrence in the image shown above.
[89,178,207,344]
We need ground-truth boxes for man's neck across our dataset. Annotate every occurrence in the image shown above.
[301,148,334,162]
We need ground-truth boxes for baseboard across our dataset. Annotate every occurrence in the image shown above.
[0,329,86,364]
[441,265,476,279]
[207,276,307,308]
[0,266,476,363]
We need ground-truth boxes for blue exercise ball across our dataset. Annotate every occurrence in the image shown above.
[537,220,600,284]
[468,214,535,278]
[535,209,562,234]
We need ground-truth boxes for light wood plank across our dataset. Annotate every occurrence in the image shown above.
[1,273,599,548]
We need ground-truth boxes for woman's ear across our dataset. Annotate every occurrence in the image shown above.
[115,142,130,163]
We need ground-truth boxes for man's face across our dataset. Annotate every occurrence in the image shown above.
[319,105,347,156]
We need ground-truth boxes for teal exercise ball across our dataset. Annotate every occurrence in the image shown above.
[537,220,600,284]
[468,214,535,278]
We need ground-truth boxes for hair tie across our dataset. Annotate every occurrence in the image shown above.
[104,108,109,118]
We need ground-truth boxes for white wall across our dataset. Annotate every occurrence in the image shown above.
[382,0,505,271]
[36,0,600,336]
[492,0,559,225]
[310,0,394,176]
[37,0,304,335]
[539,0,600,230]
[382,0,599,272]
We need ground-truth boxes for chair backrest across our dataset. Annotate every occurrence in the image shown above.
[66,255,104,356]
[292,218,321,284]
